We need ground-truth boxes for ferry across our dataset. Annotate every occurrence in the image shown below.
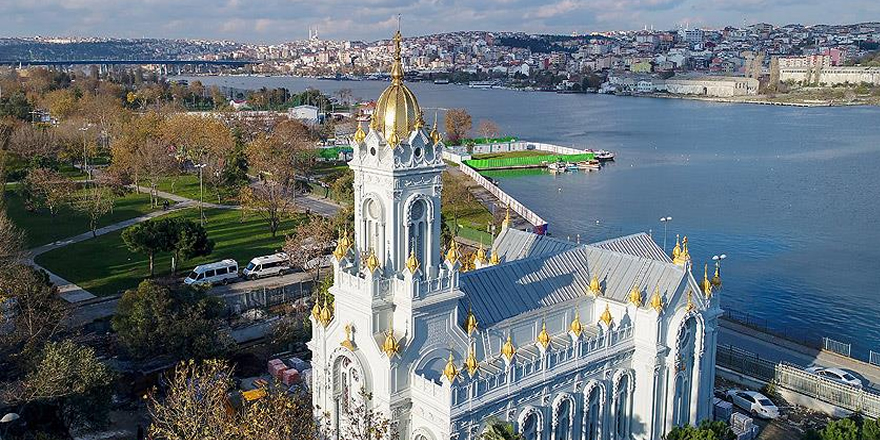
[577,160,601,171]
[468,80,500,89]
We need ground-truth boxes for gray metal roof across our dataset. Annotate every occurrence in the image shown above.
[591,232,673,263]
[460,242,688,328]
[490,228,578,264]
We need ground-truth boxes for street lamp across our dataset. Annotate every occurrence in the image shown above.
[659,216,673,253]
[711,254,727,289]
[79,124,93,180]
[193,163,207,226]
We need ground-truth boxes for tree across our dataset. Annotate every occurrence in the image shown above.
[163,114,236,205]
[121,220,169,276]
[11,340,114,431]
[240,182,295,238]
[445,108,472,145]
[69,184,115,237]
[477,119,500,142]
[0,266,66,366]
[0,210,24,266]
[112,280,229,360]
[324,388,396,440]
[481,419,522,440]
[111,111,175,207]
[167,217,214,274]
[238,385,316,440]
[283,214,333,280]
[665,420,734,440]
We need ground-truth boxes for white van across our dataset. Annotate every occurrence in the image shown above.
[184,259,239,286]
[242,252,291,279]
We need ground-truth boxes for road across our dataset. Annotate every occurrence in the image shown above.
[718,318,880,389]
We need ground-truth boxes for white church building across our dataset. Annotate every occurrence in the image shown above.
[308,31,722,440]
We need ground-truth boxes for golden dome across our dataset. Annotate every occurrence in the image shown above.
[371,31,423,145]
[674,236,691,265]
[650,287,664,313]
[671,235,681,260]
[463,344,479,377]
[445,240,460,266]
[465,308,478,336]
[353,122,366,144]
[501,334,516,362]
[405,249,420,274]
[365,248,381,273]
[599,304,613,327]
[588,273,603,296]
[442,352,459,383]
[311,301,322,322]
[473,243,488,265]
[430,113,441,145]
[702,264,713,298]
[488,250,500,266]
[382,326,400,357]
[570,310,583,338]
[711,265,722,289]
[629,284,643,307]
[319,300,333,327]
[537,321,551,349]
[333,230,352,261]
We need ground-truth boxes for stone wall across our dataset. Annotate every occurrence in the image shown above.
[779,66,880,86]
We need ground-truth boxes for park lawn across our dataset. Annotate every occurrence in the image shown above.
[156,174,240,205]
[471,150,549,160]
[3,189,161,248]
[34,208,305,297]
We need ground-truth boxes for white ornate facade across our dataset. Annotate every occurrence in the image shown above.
[308,31,721,440]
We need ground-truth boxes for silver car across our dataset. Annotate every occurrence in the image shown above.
[725,390,779,419]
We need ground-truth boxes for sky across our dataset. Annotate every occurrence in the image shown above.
[0,0,878,43]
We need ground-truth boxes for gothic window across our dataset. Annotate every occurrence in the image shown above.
[363,198,384,256]
[673,316,698,426]
[583,386,601,440]
[553,397,573,440]
[408,198,428,266]
[333,355,362,429]
[615,375,632,439]
[521,411,540,440]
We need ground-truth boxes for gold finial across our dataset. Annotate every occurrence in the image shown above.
[365,248,381,273]
[319,299,333,327]
[711,264,722,289]
[353,122,366,144]
[333,229,351,261]
[536,320,551,349]
[390,30,404,84]
[681,236,691,259]
[430,112,441,144]
[599,304,613,327]
[673,235,691,266]
[629,283,643,307]
[311,300,321,322]
[465,307,478,336]
[405,248,420,274]
[442,352,459,383]
[570,310,583,338]
[341,324,355,351]
[702,263,713,298]
[588,272,603,296]
[501,334,516,362]
[501,205,511,230]
[463,344,479,377]
[685,289,696,313]
[382,325,400,357]
[473,242,488,266]
[387,129,400,147]
[489,250,500,266]
[671,234,682,260]
[445,240,460,266]
[414,110,425,129]
[650,287,664,313]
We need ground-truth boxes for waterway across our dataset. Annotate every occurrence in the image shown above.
[182,76,880,359]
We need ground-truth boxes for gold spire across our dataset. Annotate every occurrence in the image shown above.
[650,287,664,313]
[463,344,479,377]
[588,272,603,296]
[473,242,488,266]
[442,352,459,383]
[702,264,713,298]
[536,320,551,349]
[489,250,500,266]
[501,205,511,230]
[570,310,583,338]
[445,240,460,266]
[599,304,613,327]
[311,300,321,322]
[465,308,478,336]
[365,248,381,273]
[430,112,441,145]
[685,290,696,313]
[341,324,355,351]
[319,299,332,327]
[671,234,682,261]
[405,248,420,274]
[353,122,366,144]
[333,229,351,261]
[501,334,516,362]
[629,283,643,307]
[382,325,400,357]
[371,30,422,144]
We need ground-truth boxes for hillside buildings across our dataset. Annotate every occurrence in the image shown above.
[308,32,722,440]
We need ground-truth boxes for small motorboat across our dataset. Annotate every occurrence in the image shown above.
[546,161,567,173]
[594,150,615,161]
[577,160,601,171]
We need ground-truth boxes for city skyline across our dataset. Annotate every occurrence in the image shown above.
[1,0,879,43]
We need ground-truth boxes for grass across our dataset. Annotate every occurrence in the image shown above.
[35,208,306,297]
[156,174,240,205]
[3,189,161,248]
[471,150,549,160]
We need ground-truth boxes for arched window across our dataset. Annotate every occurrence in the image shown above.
[363,198,384,257]
[583,385,602,440]
[521,412,540,440]
[672,316,698,426]
[615,374,632,439]
[408,198,428,267]
[553,397,573,440]
[333,355,362,430]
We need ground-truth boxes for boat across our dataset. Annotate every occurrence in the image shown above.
[577,160,601,171]
[433,79,450,84]
[593,150,616,161]
[545,161,567,173]
[468,80,499,89]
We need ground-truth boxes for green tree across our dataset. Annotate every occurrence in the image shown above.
[481,419,522,440]
[122,220,170,276]
[819,418,859,440]
[112,280,229,361]
[165,217,214,274]
[0,266,66,367]
[666,420,734,440]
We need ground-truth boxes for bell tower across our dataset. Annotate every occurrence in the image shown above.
[348,30,446,278]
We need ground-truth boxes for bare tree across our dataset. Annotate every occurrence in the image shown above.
[0,210,24,266]
[283,214,334,280]
[240,182,295,237]
[21,168,72,215]
[444,108,472,145]
[477,119,500,141]
[69,184,115,237]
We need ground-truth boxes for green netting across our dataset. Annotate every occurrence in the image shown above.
[464,152,595,170]
[318,146,353,160]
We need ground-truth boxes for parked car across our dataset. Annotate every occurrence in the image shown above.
[725,390,779,419]
[184,259,239,286]
[242,252,291,279]
[805,366,863,388]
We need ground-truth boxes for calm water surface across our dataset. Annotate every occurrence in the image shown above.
[185,76,880,357]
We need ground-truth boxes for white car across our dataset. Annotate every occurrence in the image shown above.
[184,259,239,286]
[725,390,779,419]
[242,252,291,279]
[805,366,863,388]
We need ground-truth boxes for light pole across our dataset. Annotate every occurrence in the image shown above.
[79,124,93,180]
[711,254,727,289]
[659,216,673,253]
[194,163,207,225]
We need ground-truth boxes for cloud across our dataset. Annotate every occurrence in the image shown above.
[0,0,874,42]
